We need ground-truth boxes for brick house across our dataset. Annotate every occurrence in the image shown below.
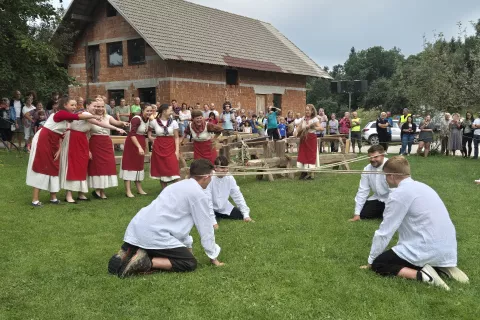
[60,0,331,115]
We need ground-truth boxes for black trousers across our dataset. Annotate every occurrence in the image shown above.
[214,207,243,220]
[372,249,421,277]
[360,200,385,220]
[462,133,473,157]
[267,128,280,140]
[121,242,197,272]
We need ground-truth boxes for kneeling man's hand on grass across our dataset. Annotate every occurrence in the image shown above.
[349,215,361,222]
[360,264,371,269]
[213,224,219,230]
[244,217,254,222]
[211,259,225,267]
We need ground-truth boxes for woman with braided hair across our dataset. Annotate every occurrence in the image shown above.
[182,109,223,164]
[148,104,181,190]
[295,104,324,180]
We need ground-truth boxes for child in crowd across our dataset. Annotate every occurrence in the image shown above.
[243,120,252,133]
[206,156,253,225]
[239,115,247,132]
[250,115,260,134]
[34,111,46,133]
[278,118,287,139]
[207,112,218,125]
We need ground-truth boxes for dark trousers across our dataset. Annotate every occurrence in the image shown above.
[441,136,449,155]
[121,242,197,272]
[360,200,385,220]
[267,128,280,140]
[474,135,480,159]
[351,132,362,151]
[372,249,421,277]
[214,207,243,220]
[463,133,473,157]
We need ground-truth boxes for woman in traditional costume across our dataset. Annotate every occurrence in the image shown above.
[26,96,100,207]
[182,110,223,164]
[60,99,126,203]
[120,104,153,198]
[295,105,324,180]
[148,104,180,190]
[88,100,128,199]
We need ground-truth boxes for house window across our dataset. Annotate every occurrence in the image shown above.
[138,87,156,104]
[106,3,118,17]
[128,39,146,65]
[273,94,282,109]
[226,69,238,85]
[87,45,100,83]
[108,90,124,106]
[107,42,123,67]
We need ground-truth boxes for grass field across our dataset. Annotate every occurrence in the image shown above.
[1,151,479,320]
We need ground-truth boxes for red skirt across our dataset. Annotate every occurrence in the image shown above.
[32,127,62,176]
[88,135,117,176]
[151,136,180,178]
[66,130,89,181]
[297,133,317,165]
[121,134,146,171]
[194,139,217,164]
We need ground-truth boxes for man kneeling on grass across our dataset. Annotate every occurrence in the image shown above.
[207,156,253,228]
[108,159,224,278]
[362,156,468,290]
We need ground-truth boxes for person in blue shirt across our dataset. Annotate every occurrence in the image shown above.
[278,118,287,139]
[220,102,235,135]
[249,115,260,134]
[267,106,281,140]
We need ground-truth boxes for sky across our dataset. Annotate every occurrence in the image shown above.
[53,0,480,68]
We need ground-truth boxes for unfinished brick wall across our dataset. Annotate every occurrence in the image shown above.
[68,0,308,115]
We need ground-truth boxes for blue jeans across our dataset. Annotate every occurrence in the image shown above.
[474,135,480,159]
[401,134,414,155]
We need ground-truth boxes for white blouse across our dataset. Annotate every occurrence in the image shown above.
[150,119,179,137]
[179,110,191,121]
[190,123,211,141]
[299,117,319,133]
[367,178,457,267]
[124,179,220,259]
[90,115,112,135]
[354,158,390,215]
[43,113,69,134]
[70,112,93,133]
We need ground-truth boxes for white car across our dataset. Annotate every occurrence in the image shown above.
[362,120,418,145]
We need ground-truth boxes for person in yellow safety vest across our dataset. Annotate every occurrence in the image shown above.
[351,111,362,153]
[400,108,412,126]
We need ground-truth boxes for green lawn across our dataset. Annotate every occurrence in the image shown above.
[0,151,479,320]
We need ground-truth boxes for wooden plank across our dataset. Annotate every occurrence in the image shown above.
[275,140,286,158]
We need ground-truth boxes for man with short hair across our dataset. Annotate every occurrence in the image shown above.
[472,111,480,159]
[210,103,219,118]
[362,156,468,290]
[108,159,224,278]
[202,104,210,118]
[131,97,141,116]
[440,113,452,156]
[399,108,411,127]
[349,145,389,222]
[351,111,362,153]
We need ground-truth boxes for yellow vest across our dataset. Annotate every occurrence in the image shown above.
[351,118,361,131]
[400,114,411,125]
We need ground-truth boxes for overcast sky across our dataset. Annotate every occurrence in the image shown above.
[53,0,480,68]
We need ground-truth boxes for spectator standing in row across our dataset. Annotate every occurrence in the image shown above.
[376,112,390,153]
[278,118,287,139]
[0,98,14,148]
[266,106,281,140]
[257,110,266,136]
[417,115,435,158]
[45,92,59,112]
[202,104,210,118]
[220,102,235,135]
[386,111,393,142]
[249,115,260,134]
[210,103,219,118]
[317,108,328,153]
[440,113,451,156]
[461,111,474,158]
[207,112,218,125]
[350,111,362,153]
[102,96,113,116]
[328,113,339,152]
[178,103,191,137]
[449,113,462,156]
[399,108,411,127]
[401,116,416,156]
[22,97,36,151]
[10,90,24,148]
[131,97,141,116]
[472,112,480,159]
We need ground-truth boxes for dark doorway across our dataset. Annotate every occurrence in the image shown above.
[87,45,100,83]
[108,89,124,105]
[138,87,156,104]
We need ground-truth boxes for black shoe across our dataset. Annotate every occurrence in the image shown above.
[299,172,307,180]
[77,197,90,201]
[108,247,135,275]
[91,190,102,199]
[119,249,152,278]
[305,175,314,180]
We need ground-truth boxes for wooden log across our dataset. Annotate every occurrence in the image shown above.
[263,140,274,158]
[344,139,351,154]
[275,140,286,158]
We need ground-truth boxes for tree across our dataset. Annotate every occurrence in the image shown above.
[0,0,74,101]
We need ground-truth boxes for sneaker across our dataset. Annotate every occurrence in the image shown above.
[108,247,134,275]
[31,201,43,207]
[436,267,469,283]
[419,264,450,290]
[119,249,152,278]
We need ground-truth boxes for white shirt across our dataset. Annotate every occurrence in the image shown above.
[22,105,35,116]
[14,100,22,118]
[367,178,457,267]
[354,159,390,215]
[179,110,191,121]
[206,176,250,222]
[473,118,480,135]
[150,119,179,136]
[124,179,220,259]
[90,115,112,135]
